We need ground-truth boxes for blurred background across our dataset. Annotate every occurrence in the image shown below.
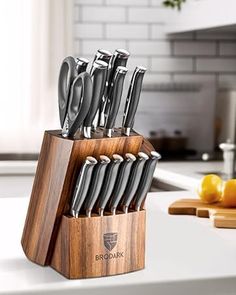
[1,0,236,194]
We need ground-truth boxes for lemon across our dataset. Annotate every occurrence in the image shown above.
[221,179,236,208]
[197,174,223,204]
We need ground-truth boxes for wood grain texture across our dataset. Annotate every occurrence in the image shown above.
[169,199,236,228]
[21,129,144,266]
[51,211,146,279]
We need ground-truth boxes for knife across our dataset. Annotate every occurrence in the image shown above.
[122,66,146,136]
[83,60,108,138]
[120,152,149,213]
[83,155,110,217]
[95,154,123,216]
[100,49,130,127]
[75,57,89,74]
[91,49,112,129]
[104,66,128,137]
[132,151,161,211]
[70,156,97,218]
[108,153,136,215]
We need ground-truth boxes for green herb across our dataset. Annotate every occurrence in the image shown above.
[163,0,186,10]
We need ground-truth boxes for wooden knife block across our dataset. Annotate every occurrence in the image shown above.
[21,128,153,279]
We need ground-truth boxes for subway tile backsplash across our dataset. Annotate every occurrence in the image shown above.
[73,0,236,89]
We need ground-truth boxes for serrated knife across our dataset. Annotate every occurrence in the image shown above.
[70,156,97,218]
[83,60,108,138]
[108,153,136,215]
[122,66,146,136]
[83,155,110,217]
[132,151,161,211]
[104,66,128,137]
[120,152,149,213]
[95,154,123,216]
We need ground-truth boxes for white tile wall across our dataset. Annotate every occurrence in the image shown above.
[74,0,236,88]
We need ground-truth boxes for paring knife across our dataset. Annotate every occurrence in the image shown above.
[132,151,161,211]
[100,49,130,127]
[83,60,108,138]
[70,156,97,218]
[122,66,146,136]
[83,155,110,217]
[75,57,89,74]
[95,154,123,216]
[120,152,149,213]
[108,153,136,215]
[104,66,128,137]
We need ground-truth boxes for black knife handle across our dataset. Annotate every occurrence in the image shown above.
[133,151,161,211]
[63,72,93,137]
[83,156,110,217]
[58,56,77,127]
[83,60,108,137]
[121,152,149,213]
[75,57,89,74]
[109,153,136,214]
[104,66,128,136]
[70,156,97,217]
[96,154,123,215]
[92,49,112,64]
[122,66,146,134]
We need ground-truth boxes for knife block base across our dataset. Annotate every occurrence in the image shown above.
[51,211,146,279]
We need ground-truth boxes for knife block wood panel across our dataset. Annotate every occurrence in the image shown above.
[51,211,146,279]
[21,129,152,269]
[169,199,236,228]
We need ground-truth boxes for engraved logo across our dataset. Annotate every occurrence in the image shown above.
[103,233,118,251]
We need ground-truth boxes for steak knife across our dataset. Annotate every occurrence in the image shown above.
[70,156,97,218]
[95,154,123,216]
[75,57,89,74]
[122,66,146,136]
[132,151,161,211]
[83,60,108,138]
[120,152,149,213]
[83,155,110,217]
[108,153,136,215]
[104,66,128,137]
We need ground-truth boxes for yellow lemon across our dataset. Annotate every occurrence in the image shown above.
[197,174,223,204]
[221,179,236,208]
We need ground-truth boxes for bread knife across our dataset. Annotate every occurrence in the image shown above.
[104,66,128,137]
[132,151,161,211]
[122,66,146,136]
[120,152,149,213]
[83,60,108,138]
[70,156,97,218]
[108,153,136,215]
[95,154,123,216]
[83,155,110,217]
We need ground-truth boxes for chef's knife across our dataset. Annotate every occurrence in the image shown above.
[108,153,136,215]
[70,156,97,218]
[75,57,89,74]
[83,60,108,138]
[95,154,123,216]
[100,49,130,127]
[120,152,149,213]
[132,151,161,211]
[83,155,110,217]
[122,66,146,136]
[104,66,128,137]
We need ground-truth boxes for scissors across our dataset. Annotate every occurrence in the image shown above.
[58,56,92,138]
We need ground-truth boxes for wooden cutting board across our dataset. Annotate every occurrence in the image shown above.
[168,199,236,229]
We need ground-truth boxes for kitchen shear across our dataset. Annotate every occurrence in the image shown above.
[58,56,92,138]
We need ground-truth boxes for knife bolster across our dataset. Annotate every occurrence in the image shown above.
[50,211,146,279]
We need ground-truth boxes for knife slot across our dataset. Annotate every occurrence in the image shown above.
[50,211,146,279]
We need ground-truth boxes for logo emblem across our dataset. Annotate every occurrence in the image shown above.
[103,233,118,251]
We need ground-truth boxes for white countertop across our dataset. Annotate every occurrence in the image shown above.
[1,190,236,295]
[155,161,223,191]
